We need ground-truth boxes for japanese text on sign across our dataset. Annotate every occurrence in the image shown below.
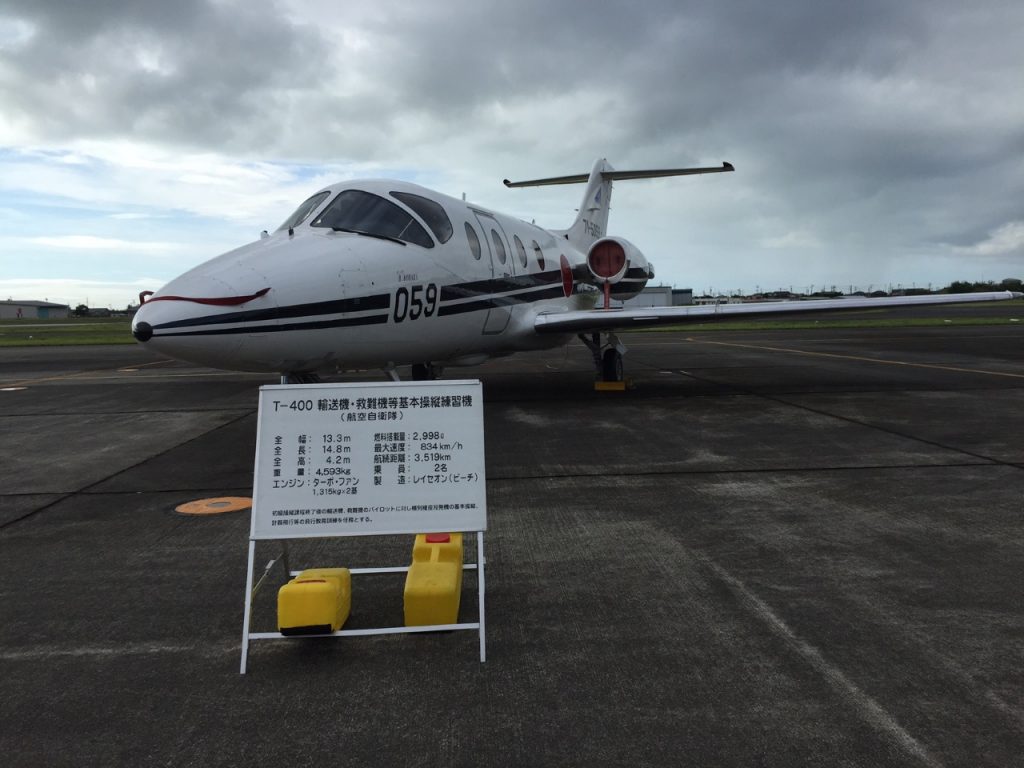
[251,380,486,539]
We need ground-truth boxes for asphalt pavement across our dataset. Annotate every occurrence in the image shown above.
[1,322,1022,767]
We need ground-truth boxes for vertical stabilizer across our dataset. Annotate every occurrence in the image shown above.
[503,158,614,252]
[562,158,614,251]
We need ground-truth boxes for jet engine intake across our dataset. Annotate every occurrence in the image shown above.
[586,236,653,300]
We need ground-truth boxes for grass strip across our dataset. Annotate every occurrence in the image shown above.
[0,318,134,346]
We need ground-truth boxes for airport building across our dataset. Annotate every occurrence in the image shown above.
[692,296,745,306]
[612,286,693,308]
[0,300,70,319]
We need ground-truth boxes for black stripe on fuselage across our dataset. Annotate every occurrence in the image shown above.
[437,270,565,316]
[150,293,391,331]
[438,285,566,316]
[439,270,562,302]
[149,271,570,338]
[153,313,389,338]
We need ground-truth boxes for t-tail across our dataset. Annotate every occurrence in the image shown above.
[504,158,734,251]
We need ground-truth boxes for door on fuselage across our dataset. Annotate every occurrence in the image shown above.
[472,210,514,334]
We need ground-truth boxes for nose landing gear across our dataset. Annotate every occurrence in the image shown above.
[411,363,440,381]
[280,372,322,384]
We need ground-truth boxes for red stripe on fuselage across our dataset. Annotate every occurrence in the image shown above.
[143,287,271,306]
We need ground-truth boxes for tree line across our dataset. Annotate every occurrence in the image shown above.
[942,278,1022,294]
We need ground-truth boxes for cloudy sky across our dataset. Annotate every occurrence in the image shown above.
[1,0,1022,307]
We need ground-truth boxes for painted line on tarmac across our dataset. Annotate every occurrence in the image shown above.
[0,642,237,660]
[116,359,177,372]
[60,371,268,381]
[627,331,1022,346]
[0,409,255,531]
[1,368,265,387]
[687,338,1024,379]
[0,358,176,388]
[0,370,99,388]
[695,551,943,768]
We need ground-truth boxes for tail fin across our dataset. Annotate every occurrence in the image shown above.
[504,158,734,252]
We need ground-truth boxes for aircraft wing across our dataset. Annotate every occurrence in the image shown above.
[533,291,1022,334]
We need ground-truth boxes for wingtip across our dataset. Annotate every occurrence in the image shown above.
[723,161,735,171]
[502,179,512,187]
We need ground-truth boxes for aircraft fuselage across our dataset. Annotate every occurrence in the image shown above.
[132,158,1022,382]
[133,180,598,374]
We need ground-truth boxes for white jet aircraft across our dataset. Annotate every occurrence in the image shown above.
[132,159,1020,382]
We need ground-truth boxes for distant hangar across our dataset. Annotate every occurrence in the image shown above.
[0,300,70,319]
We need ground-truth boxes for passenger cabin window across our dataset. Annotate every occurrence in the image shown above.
[276,191,330,231]
[466,222,482,259]
[390,191,453,243]
[513,235,528,268]
[491,230,507,264]
[310,190,433,248]
[532,240,545,270]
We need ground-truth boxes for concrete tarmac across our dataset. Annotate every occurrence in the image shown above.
[1,323,1023,767]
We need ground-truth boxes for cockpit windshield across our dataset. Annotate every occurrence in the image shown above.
[276,191,330,232]
[389,191,453,243]
[310,190,434,248]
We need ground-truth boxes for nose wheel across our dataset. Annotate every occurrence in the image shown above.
[580,333,626,383]
[411,363,439,381]
[280,372,321,384]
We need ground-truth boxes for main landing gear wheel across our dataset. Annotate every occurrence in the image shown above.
[579,332,627,383]
[602,348,624,382]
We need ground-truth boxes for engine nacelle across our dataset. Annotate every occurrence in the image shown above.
[586,236,654,300]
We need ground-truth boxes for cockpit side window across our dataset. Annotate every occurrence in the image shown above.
[276,191,330,231]
[465,223,482,259]
[490,230,507,264]
[390,191,453,244]
[311,190,434,248]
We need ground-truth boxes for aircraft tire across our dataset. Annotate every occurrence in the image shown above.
[601,349,624,382]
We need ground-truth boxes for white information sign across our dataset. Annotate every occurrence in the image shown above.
[251,380,486,539]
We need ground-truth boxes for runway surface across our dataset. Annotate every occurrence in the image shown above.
[2,323,1023,767]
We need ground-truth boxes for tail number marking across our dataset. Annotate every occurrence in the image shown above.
[393,283,438,323]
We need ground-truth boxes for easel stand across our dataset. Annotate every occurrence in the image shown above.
[240,531,486,674]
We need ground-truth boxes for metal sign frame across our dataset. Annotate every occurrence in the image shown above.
[239,532,486,673]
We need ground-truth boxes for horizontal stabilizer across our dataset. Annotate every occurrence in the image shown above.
[504,162,733,188]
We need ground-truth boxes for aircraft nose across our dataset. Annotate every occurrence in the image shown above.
[132,320,153,342]
[130,273,275,370]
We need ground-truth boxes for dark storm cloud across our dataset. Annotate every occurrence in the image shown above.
[2,0,1021,278]
[357,0,1023,207]
[361,1,925,137]
[0,0,330,151]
